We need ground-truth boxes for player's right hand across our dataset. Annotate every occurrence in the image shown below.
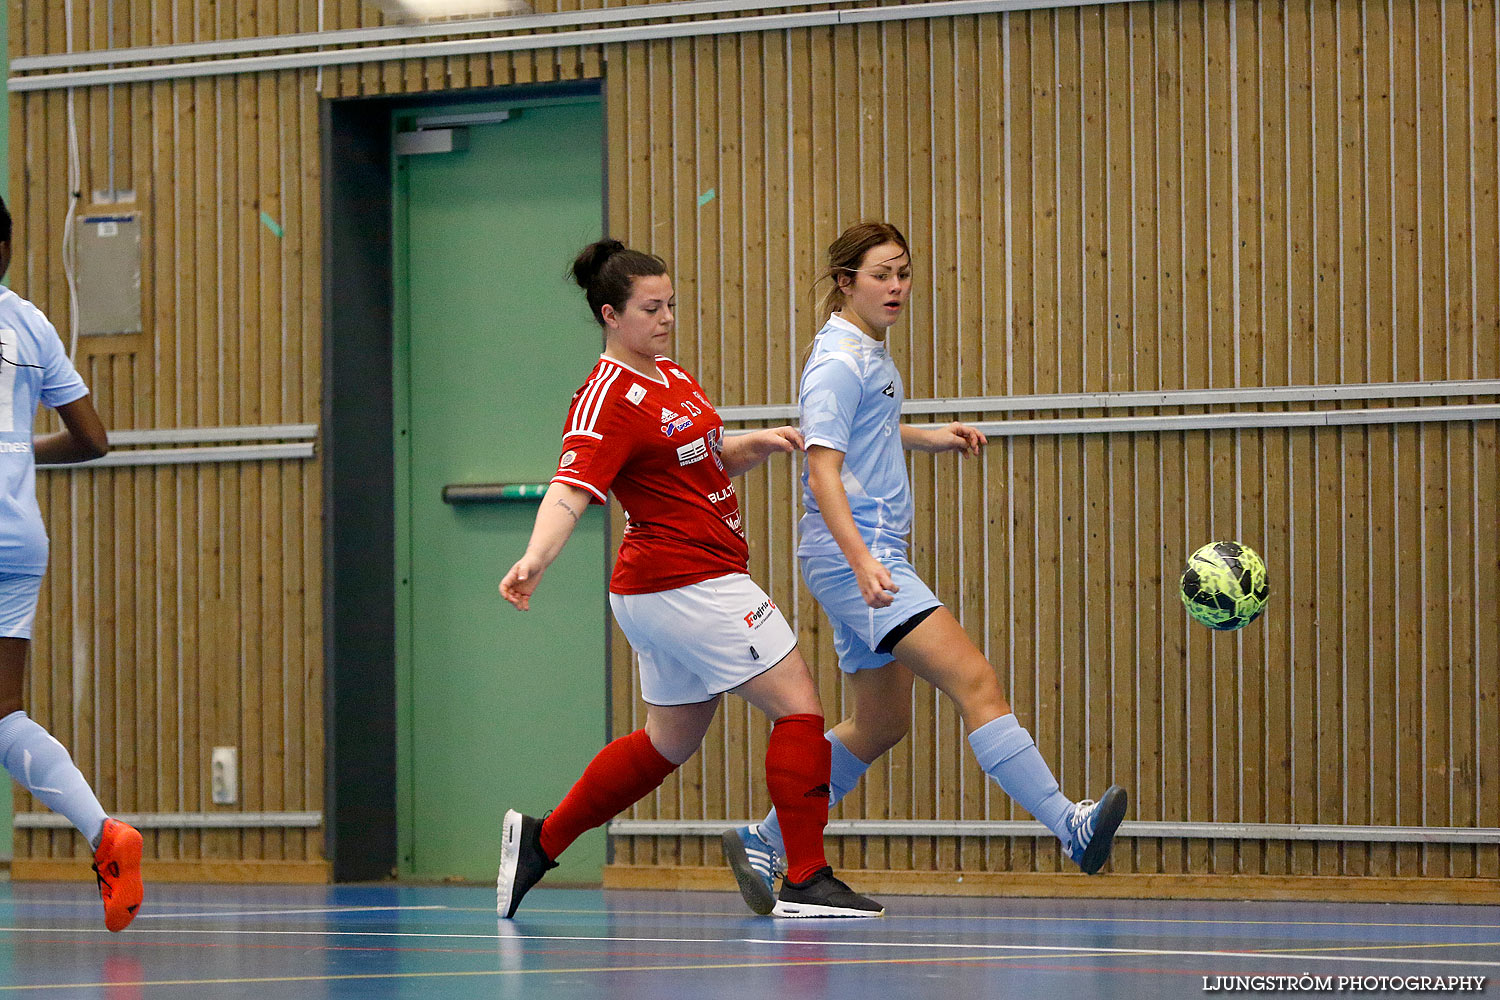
[855,557,899,609]
[500,555,546,611]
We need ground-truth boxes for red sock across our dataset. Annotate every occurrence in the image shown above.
[539,729,676,860]
[765,713,831,884]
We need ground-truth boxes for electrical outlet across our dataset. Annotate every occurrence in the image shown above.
[211,746,239,805]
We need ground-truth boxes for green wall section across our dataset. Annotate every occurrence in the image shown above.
[393,97,608,884]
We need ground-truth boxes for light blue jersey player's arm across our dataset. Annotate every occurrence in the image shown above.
[800,347,903,608]
[898,421,986,456]
[34,398,108,464]
[21,303,108,465]
[805,444,901,609]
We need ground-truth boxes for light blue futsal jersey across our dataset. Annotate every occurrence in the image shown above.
[796,313,913,560]
[0,287,89,574]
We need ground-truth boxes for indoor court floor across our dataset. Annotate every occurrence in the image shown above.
[1,878,1497,997]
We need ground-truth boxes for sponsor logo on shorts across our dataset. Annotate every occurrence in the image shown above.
[676,437,709,467]
[744,598,778,628]
[707,485,735,503]
[626,383,647,405]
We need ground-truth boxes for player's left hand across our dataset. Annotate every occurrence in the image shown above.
[500,554,547,611]
[759,425,805,455]
[938,422,986,457]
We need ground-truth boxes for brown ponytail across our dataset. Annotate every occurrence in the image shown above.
[801,221,913,365]
[814,221,912,318]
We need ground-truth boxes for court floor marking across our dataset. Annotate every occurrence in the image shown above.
[136,905,448,919]
[1241,940,1500,957]
[5,899,450,917]
[12,896,1500,932]
[4,923,1498,970]
[0,949,1299,992]
[740,936,1500,969]
[508,906,1500,931]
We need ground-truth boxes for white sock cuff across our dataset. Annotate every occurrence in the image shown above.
[968,713,1035,771]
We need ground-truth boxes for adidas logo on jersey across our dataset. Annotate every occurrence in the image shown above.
[660,407,680,422]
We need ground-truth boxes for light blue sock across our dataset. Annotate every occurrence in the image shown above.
[968,713,1073,843]
[758,729,869,860]
[0,711,108,846]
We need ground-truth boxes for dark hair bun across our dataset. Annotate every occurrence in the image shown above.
[570,239,627,290]
[568,239,668,325]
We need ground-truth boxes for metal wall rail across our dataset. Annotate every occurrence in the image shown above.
[106,423,318,446]
[965,403,1500,438]
[8,0,1134,91]
[15,811,323,829]
[610,819,1500,845]
[725,403,1498,435]
[716,379,1500,423]
[37,424,318,469]
[12,0,882,71]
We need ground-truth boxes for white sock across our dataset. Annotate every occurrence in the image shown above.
[0,710,108,845]
[967,713,1073,843]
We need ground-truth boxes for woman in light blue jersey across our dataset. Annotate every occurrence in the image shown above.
[722,222,1126,913]
[0,196,144,931]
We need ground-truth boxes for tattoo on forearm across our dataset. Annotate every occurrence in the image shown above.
[554,497,581,522]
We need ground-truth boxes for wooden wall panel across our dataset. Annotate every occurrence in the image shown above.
[8,1,1499,888]
[601,1,1499,884]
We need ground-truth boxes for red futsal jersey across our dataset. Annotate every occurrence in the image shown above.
[550,354,749,594]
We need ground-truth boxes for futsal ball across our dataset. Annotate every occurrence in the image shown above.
[1179,540,1270,631]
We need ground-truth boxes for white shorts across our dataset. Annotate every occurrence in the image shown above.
[0,573,44,639]
[609,573,799,706]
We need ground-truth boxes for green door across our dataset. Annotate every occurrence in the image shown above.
[393,96,607,883]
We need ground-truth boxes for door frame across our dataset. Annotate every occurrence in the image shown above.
[320,80,604,882]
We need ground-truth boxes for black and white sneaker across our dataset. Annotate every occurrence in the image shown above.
[497,809,558,919]
[772,866,883,918]
[1064,785,1128,875]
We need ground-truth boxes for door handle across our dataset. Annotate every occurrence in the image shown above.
[441,483,549,504]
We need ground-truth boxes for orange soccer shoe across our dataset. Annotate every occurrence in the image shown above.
[92,818,144,932]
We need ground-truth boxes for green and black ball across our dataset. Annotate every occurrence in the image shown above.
[1179,540,1270,631]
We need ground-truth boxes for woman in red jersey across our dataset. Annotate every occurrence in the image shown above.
[495,239,881,920]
